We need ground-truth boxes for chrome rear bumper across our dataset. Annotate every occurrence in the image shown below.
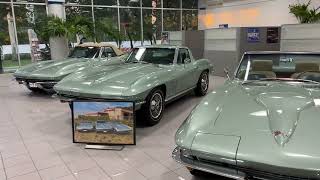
[172,146,245,180]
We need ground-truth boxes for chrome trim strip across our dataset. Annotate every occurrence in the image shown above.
[172,147,245,180]
[165,86,196,102]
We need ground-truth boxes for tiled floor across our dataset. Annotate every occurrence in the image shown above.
[0,74,229,180]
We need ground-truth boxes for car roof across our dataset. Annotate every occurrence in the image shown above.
[76,42,124,56]
[244,51,320,55]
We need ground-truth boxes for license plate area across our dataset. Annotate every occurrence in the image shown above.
[28,82,38,88]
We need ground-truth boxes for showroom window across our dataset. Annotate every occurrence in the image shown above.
[66,6,92,19]
[14,4,46,66]
[93,0,117,6]
[0,0,198,70]
[142,9,162,44]
[182,0,198,9]
[182,10,198,30]
[163,0,180,8]
[66,0,91,5]
[119,0,140,7]
[142,0,161,8]
[163,10,181,31]
[120,8,141,48]
[94,7,119,42]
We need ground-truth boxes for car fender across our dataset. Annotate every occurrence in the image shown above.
[122,70,175,101]
[175,81,235,149]
[54,61,87,79]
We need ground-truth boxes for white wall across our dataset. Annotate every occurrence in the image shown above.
[281,24,320,52]
[198,0,320,30]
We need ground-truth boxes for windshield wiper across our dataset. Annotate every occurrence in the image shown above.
[242,78,320,85]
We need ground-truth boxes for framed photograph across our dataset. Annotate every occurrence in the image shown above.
[267,27,279,44]
[247,27,260,43]
[71,101,135,145]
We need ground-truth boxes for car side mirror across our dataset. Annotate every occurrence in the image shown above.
[224,67,230,80]
[184,58,191,64]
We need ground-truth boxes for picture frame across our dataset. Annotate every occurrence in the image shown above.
[71,100,136,146]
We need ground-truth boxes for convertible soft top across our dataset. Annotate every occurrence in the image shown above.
[77,42,124,56]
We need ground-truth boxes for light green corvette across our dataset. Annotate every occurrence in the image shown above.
[14,42,124,92]
[173,52,320,179]
[54,45,213,125]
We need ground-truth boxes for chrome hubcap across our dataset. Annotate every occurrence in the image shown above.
[150,92,163,119]
[201,73,209,92]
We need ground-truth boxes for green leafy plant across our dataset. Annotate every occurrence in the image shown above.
[65,16,94,42]
[289,0,320,23]
[33,15,94,44]
[95,19,124,48]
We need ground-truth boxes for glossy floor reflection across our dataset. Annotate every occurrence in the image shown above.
[0,74,228,180]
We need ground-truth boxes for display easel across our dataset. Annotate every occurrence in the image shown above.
[85,144,124,151]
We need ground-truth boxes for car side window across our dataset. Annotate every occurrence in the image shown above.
[177,49,190,64]
[101,47,116,58]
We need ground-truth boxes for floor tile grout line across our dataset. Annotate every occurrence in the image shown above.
[47,142,81,180]
[82,148,115,180]
[112,148,149,179]
[3,98,43,180]
[132,147,176,179]
[0,152,8,180]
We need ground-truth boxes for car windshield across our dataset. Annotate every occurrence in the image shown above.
[68,47,100,58]
[236,53,320,84]
[126,48,175,65]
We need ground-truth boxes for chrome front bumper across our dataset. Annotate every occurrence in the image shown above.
[53,94,145,110]
[172,146,245,180]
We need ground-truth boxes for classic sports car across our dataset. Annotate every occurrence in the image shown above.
[75,122,95,132]
[14,42,124,92]
[173,51,320,179]
[95,121,113,133]
[54,45,213,125]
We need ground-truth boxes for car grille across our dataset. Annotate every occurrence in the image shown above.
[197,158,311,180]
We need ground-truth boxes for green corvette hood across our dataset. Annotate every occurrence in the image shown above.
[176,81,320,175]
[54,63,167,98]
[14,58,88,80]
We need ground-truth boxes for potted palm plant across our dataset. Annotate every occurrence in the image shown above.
[33,15,95,60]
[289,0,320,23]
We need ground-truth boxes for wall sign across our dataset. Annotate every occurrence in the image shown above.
[247,28,260,43]
[72,101,135,145]
[267,27,279,44]
[219,24,228,28]
[161,32,169,44]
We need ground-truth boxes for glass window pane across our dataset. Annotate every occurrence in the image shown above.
[66,6,92,19]
[182,10,198,30]
[120,8,141,48]
[0,3,18,69]
[93,0,117,6]
[66,0,91,5]
[94,7,118,42]
[14,4,46,66]
[142,9,161,44]
[163,10,181,31]
[65,6,93,42]
[182,0,198,9]
[119,0,140,7]
[163,0,180,8]
[142,0,161,8]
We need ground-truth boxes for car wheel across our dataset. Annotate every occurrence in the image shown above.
[194,71,209,96]
[188,168,207,176]
[140,88,165,126]
[26,86,44,93]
